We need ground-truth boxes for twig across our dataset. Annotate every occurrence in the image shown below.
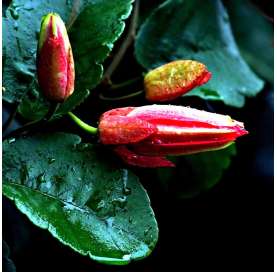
[99,90,143,101]
[102,0,139,84]
[66,0,81,30]
[110,76,142,90]
[250,2,274,23]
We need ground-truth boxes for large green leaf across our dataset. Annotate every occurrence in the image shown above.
[135,0,264,107]
[3,133,158,265]
[3,0,133,120]
[157,144,236,198]
[226,0,274,84]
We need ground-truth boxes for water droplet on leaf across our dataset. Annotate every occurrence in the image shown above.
[36,173,46,184]
[20,164,29,183]
[144,226,152,236]
[105,217,114,228]
[8,138,16,144]
[112,196,127,209]
[10,8,19,20]
[96,200,105,211]
[48,158,56,164]
[14,21,19,30]
[122,254,131,261]
[123,187,131,195]
[15,62,34,82]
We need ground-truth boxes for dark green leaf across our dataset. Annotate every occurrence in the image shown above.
[135,0,264,107]
[226,0,273,84]
[157,144,236,198]
[3,0,133,120]
[3,133,158,265]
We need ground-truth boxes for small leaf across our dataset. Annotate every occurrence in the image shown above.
[3,0,133,120]
[157,144,236,198]
[135,0,264,107]
[3,133,158,265]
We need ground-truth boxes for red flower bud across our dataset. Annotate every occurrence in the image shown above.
[37,13,75,102]
[99,105,248,168]
[144,60,211,102]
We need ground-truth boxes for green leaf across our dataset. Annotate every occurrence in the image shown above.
[3,0,133,120]
[135,0,264,107]
[157,144,236,198]
[226,0,274,84]
[3,133,158,265]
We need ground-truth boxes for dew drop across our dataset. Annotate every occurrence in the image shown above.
[36,173,46,184]
[14,62,34,82]
[106,189,111,196]
[144,226,152,236]
[122,254,131,261]
[222,13,229,23]
[112,196,127,209]
[20,164,29,183]
[105,217,114,228]
[123,186,131,195]
[14,21,19,31]
[96,199,105,211]
[8,138,16,144]
[48,158,56,164]
[10,8,19,20]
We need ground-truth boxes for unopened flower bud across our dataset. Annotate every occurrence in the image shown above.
[37,13,75,102]
[99,105,247,168]
[144,60,211,102]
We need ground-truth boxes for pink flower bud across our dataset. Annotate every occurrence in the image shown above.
[144,60,211,102]
[37,13,75,102]
[99,105,248,168]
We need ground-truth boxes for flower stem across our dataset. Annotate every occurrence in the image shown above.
[102,0,139,83]
[109,77,142,90]
[68,112,98,135]
[99,90,143,101]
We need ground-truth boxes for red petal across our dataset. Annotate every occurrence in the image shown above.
[150,125,247,144]
[100,107,135,119]
[133,139,235,156]
[99,116,157,145]
[128,105,241,128]
[114,146,175,168]
[65,47,75,98]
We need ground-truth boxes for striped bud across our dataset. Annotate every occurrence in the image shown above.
[37,13,75,102]
[99,105,247,168]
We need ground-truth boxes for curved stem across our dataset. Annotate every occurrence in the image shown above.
[110,76,142,91]
[3,102,60,140]
[102,0,139,83]
[68,112,98,135]
[99,90,144,101]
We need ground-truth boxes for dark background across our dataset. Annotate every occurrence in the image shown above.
[3,0,273,271]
